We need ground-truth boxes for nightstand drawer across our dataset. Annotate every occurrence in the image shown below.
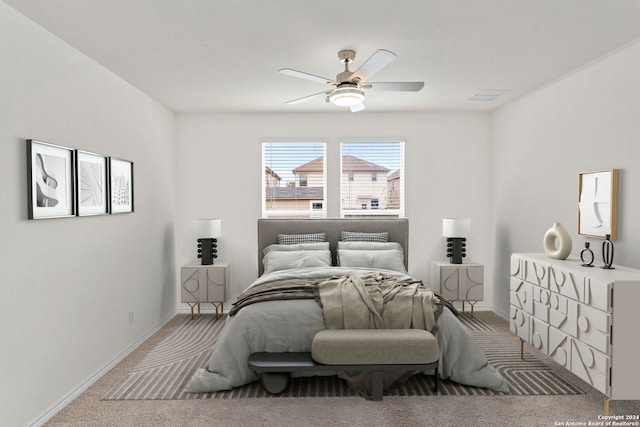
[181,262,229,306]
[181,267,207,302]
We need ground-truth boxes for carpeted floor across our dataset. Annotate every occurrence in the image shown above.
[101,312,583,401]
[45,311,640,427]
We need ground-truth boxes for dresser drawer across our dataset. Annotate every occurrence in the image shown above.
[570,339,611,396]
[548,266,584,302]
[584,277,613,312]
[510,305,530,342]
[510,277,533,314]
[576,302,611,355]
[523,258,549,288]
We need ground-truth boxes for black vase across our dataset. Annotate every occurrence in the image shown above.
[602,234,615,270]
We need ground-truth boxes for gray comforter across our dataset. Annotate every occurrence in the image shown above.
[185,267,510,393]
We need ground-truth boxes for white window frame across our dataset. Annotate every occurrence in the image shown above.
[262,140,327,218]
[340,140,405,218]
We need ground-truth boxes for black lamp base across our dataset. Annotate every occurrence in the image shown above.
[447,237,466,264]
[197,238,218,265]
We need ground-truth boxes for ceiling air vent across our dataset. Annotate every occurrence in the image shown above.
[468,89,511,101]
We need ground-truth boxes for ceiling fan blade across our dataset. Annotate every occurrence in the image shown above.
[278,68,336,85]
[349,49,397,83]
[362,82,425,92]
[350,102,366,113]
[285,90,328,105]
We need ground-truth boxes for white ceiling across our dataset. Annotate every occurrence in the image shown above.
[5,0,640,113]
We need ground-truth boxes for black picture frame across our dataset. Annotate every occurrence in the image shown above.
[76,150,109,216]
[27,139,76,219]
[109,157,134,214]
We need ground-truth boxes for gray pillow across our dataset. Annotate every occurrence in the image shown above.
[337,249,407,274]
[263,250,332,275]
[340,231,389,242]
[278,233,327,244]
[263,242,330,255]
[337,241,402,251]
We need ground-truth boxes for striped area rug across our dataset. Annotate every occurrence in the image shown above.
[103,312,584,400]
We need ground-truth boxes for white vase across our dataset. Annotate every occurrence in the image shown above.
[543,222,572,260]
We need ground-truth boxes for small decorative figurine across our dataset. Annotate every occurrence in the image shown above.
[580,242,594,267]
[602,234,615,270]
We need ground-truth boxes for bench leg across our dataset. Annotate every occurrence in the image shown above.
[433,367,438,393]
[371,371,384,401]
[260,372,291,395]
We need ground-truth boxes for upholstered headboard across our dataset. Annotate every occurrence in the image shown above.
[257,218,409,276]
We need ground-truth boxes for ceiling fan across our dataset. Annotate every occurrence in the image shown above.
[279,49,424,112]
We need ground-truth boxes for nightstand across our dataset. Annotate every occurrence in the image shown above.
[431,261,483,317]
[181,262,229,319]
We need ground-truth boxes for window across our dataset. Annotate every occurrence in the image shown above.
[262,142,326,218]
[341,141,404,218]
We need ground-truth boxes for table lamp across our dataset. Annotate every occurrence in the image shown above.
[443,218,470,264]
[195,218,221,265]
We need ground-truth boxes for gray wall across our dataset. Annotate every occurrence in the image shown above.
[175,112,494,307]
[0,3,178,426]
[491,40,640,315]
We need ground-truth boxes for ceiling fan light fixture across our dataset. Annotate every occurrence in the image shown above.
[329,86,365,107]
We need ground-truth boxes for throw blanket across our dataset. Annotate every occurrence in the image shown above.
[229,273,445,333]
[228,278,319,316]
[316,272,443,333]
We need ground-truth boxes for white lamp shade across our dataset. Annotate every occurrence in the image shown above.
[195,218,221,238]
[443,218,471,237]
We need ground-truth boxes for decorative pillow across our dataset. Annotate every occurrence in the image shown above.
[263,242,330,255]
[337,241,402,251]
[263,250,331,275]
[337,249,407,274]
[277,233,326,245]
[340,231,389,242]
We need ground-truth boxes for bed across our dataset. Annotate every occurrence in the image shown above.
[185,218,509,394]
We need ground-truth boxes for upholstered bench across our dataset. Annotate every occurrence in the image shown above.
[248,328,440,401]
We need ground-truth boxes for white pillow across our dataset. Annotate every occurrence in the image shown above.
[263,250,332,275]
[337,249,407,274]
[263,242,330,255]
[337,241,403,251]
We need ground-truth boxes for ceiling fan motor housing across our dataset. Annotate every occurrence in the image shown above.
[336,70,355,83]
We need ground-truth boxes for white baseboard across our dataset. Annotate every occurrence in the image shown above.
[29,310,177,427]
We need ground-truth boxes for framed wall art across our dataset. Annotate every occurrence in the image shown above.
[109,157,134,214]
[76,150,109,216]
[578,168,618,240]
[27,139,76,219]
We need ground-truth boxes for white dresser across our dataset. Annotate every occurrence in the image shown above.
[510,253,640,411]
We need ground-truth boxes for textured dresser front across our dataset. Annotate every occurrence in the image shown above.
[510,253,640,400]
